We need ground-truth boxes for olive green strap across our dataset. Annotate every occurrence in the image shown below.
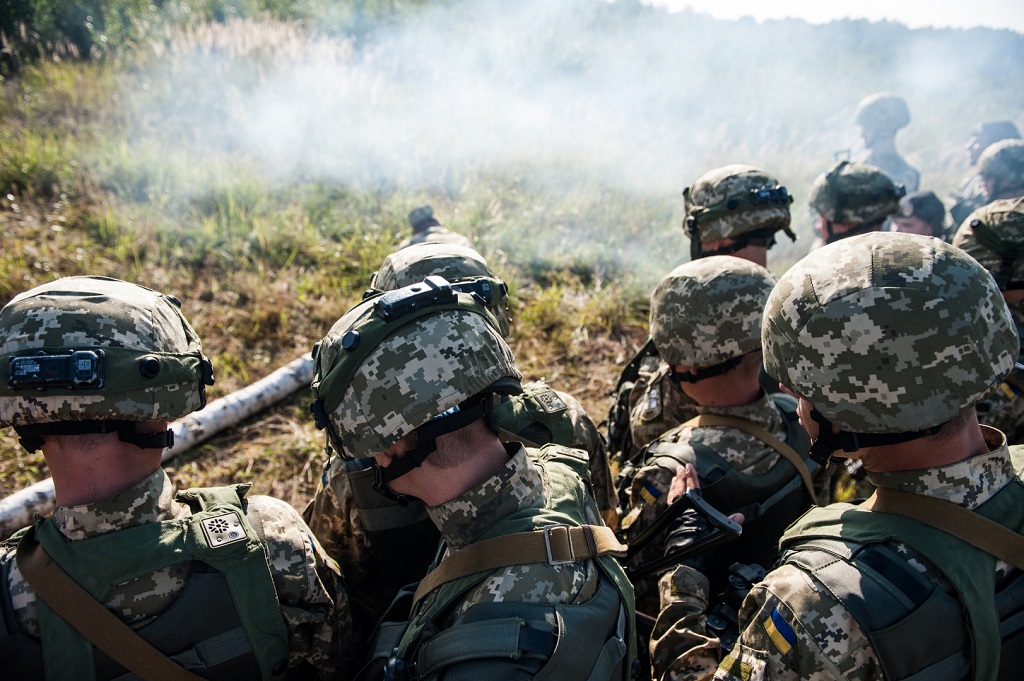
[16,531,204,681]
[861,486,1024,570]
[412,525,627,607]
[681,414,818,504]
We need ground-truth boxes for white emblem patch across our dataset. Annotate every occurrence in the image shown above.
[536,390,567,414]
[200,511,247,548]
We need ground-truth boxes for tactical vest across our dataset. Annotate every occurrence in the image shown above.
[0,485,290,681]
[364,446,636,681]
[778,446,1024,681]
[636,393,815,572]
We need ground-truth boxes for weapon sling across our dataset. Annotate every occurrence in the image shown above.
[861,486,1024,570]
[411,524,627,608]
[680,413,819,504]
[15,530,204,681]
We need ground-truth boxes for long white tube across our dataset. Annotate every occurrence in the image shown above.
[0,354,314,536]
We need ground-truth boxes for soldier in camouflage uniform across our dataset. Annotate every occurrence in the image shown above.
[305,243,616,632]
[309,277,636,680]
[808,159,905,245]
[891,190,950,241]
[0,276,357,680]
[619,257,822,624]
[652,232,1024,680]
[975,139,1024,205]
[621,166,796,465]
[397,205,472,250]
[950,121,1021,226]
[953,198,1024,444]
[853,92,920,193]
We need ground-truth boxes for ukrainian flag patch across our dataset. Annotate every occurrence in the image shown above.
[639,481,662,505]
[763,607,796,655]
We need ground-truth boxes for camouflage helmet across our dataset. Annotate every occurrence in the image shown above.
[977,139,1024,190]
[310,276,521,459]
[952,198,1024,291]
[762,232,1017,434]
[0,276,213,428]
[682,164,795,259]
[370,242,511,336]
[808,160,904,226]
[855,93,910,132]
[650,255,775,367]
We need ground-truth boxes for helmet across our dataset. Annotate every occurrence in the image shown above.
[952,198,1024,291]
[855,93,910,132]
[370,242,511,336]
[809,161,904,226]
[310,276,521,460]
[650,255,775,368]
[0,276,213,430]
[977,139,1024,190]
[762,232,1017,434]
[682,164,795,259]
[408,205,442,232]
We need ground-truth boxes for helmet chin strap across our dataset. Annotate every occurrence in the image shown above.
[808,409,943,468]
[14,421,174,454]
[371,395,490,506]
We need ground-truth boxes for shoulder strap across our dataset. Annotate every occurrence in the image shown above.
[412,525,627,608]
[680,414,818,504]
[15,529,203,681]
[861,486,1024,570]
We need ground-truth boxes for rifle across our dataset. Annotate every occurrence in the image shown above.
[604,337,659,463]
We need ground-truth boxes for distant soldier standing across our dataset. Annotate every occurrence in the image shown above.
[950,121,1021,226]
[652,232,1024,681]
[310,278,636,679]
[954,198,1024,444]
[397,205,472,250]
[0,276,357,680]
[854,92,920,192]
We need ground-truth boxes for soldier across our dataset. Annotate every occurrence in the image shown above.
[950,120,1021,226]
[891,190,950,241]
[652,232,1024,680]
[618,257,821,625]
[397,205,472,250]
[953,198,1024,444]
[976,139,1024,205]
[611,166,797,470]
[304,243,616,632]
[309,277,636,679]
[853,92,920,192]
[0,276,357,680]
[809,159,905,245]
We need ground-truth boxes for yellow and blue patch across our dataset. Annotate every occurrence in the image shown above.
[639,480,662,506]
[763,607,796,655]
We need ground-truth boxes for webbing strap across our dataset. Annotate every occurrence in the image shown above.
[412,525,627,607]
[16,531,203,681]
[861,486,1024,570]
[681,414,818,504]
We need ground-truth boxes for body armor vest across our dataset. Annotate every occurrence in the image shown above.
[0,485,289,680]
[779,446,1024,681]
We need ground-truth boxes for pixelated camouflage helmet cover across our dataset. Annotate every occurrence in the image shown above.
[808,161,904,226]
[977,139,1024,188]
[650,255,775,367]
[953,198,1024,291]
[855,93,910,131]
[762,232,1017,433]
[0,276,211,427]
[311,277,521,458]
[683,164,793,244]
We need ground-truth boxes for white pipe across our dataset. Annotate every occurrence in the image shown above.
[0,354,315,536]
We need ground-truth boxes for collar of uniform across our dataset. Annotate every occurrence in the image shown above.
[696,390,783,432]
[866,426,1015,509]
[51,468,187,541]
[427,443,543,549]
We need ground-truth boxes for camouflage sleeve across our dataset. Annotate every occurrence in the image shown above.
[303,456,374,590]
[713,564,882,681]
[650,565,721,681]
[250,495,361,681]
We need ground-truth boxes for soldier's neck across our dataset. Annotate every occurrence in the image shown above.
[44,433,163,507]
